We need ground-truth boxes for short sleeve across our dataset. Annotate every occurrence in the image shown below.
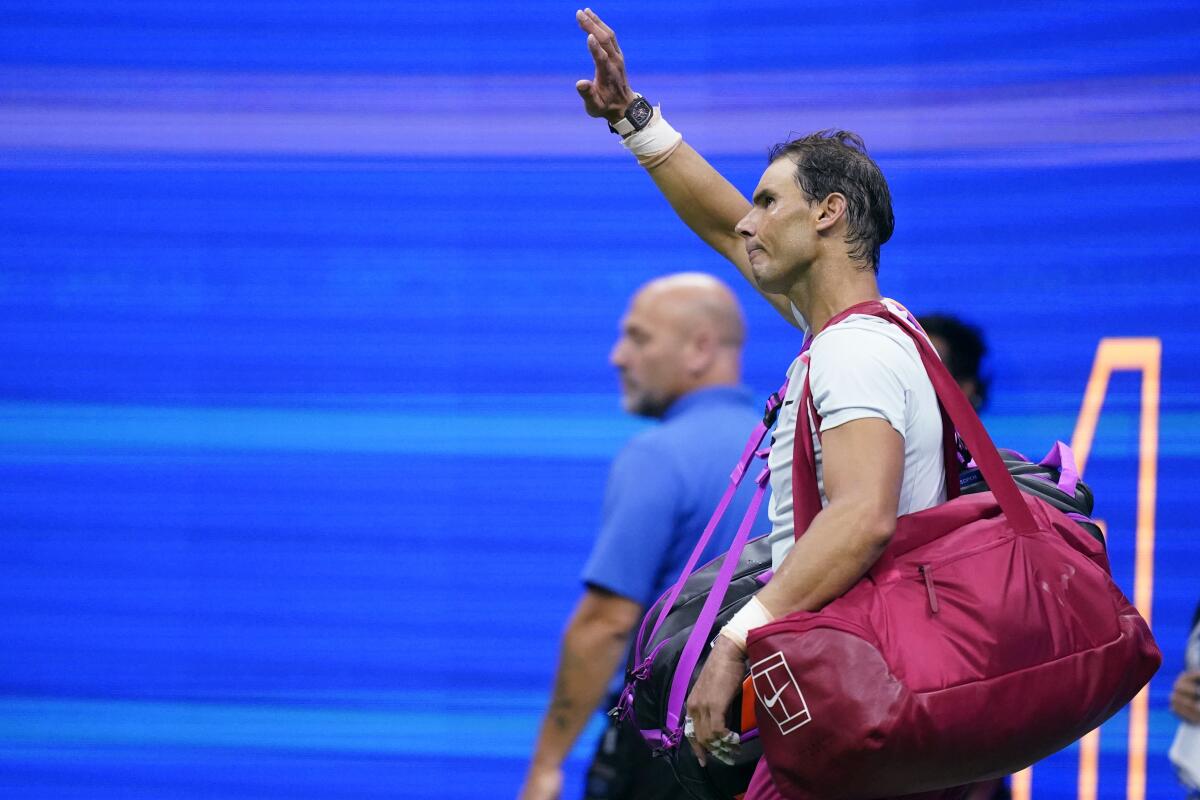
[580,435,681,606]
[809,325,911,437]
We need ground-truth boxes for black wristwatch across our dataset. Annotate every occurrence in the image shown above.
[608,94,654,137]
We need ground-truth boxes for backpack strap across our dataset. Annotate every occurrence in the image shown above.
[626,381,787,747]
[630,383,786,669]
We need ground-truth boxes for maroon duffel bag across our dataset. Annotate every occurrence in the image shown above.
[744,302,1160,800]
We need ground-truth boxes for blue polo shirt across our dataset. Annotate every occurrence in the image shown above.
[581,385,772,610]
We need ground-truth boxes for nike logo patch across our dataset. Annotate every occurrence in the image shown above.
[761,682,788,709]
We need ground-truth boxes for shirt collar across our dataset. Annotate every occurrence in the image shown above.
[662,385,754,421]
[789,301,811,334]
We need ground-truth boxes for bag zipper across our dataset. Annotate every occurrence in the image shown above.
[918,564,939,614]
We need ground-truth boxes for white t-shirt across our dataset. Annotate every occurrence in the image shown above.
[766,299,947,569]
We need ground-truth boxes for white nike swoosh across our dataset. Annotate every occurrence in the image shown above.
[761,683,787,709]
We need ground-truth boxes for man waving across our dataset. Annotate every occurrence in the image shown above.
[572,9,947,798]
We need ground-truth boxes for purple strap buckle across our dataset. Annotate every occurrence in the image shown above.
[755,465,770,486]
[610,684,636,722]
[762,389,785,426]
[652,727,684,756]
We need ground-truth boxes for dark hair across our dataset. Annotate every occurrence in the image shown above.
[767,130,894,272]
[918,313,990,410]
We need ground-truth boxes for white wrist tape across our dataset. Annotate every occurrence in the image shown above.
[718,596,775,654]
[621,106,682,159]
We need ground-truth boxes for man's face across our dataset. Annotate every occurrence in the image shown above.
[737,157,819,294]
[609,290,689,418]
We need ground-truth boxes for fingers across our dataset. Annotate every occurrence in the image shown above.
[1172,694,1200,724]
[688,735,707,767]
[576,8,620,60]
[588,9,616,38]
[590,25,621,61]
[574,78,607,119]
[575,8,631,116]
[575,8,615,39]
[691,704,725,743]
[1171,672,1200,724]
[584,8,619,51]
[685,704,711,766]
[687,705,735,768]
[589,34,630,100]
[691,723,738,767]
[586,33,609,62]
[705,731,741,766]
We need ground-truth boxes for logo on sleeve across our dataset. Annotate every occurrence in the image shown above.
[750,651,811,735]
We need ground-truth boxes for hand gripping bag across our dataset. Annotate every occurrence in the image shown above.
[744,302,1161,799]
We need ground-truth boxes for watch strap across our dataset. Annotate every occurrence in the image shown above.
[609,115,638,136]
[608,94,653,136]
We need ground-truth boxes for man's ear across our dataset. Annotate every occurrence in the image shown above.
[814,192,847,232]
[684,329,717,376]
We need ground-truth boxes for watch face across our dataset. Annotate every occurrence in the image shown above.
[627,98,653,129]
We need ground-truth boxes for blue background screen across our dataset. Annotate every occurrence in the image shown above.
[1,2,1198,798]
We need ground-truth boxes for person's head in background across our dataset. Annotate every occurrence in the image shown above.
[919,313,990,411]
[609,273,746,418]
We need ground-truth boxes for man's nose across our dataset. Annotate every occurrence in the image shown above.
[609,339,626,367]
[736,208,757,238]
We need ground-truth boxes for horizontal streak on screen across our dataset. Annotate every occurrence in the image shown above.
[0,69,1196,166]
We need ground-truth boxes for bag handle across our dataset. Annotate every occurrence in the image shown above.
[1039,440,1081,497]
[791,301,1037,537]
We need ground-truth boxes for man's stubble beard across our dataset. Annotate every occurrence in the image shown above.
[623,388,670,420]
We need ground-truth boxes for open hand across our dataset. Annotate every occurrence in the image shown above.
[574,8,636,123]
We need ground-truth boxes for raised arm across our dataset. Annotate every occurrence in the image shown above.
[574,9,797,325]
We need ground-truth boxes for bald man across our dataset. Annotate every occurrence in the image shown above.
[519,274,770,800]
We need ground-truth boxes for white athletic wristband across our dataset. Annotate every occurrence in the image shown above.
[620,106,682,158]
[717,596,775,654]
